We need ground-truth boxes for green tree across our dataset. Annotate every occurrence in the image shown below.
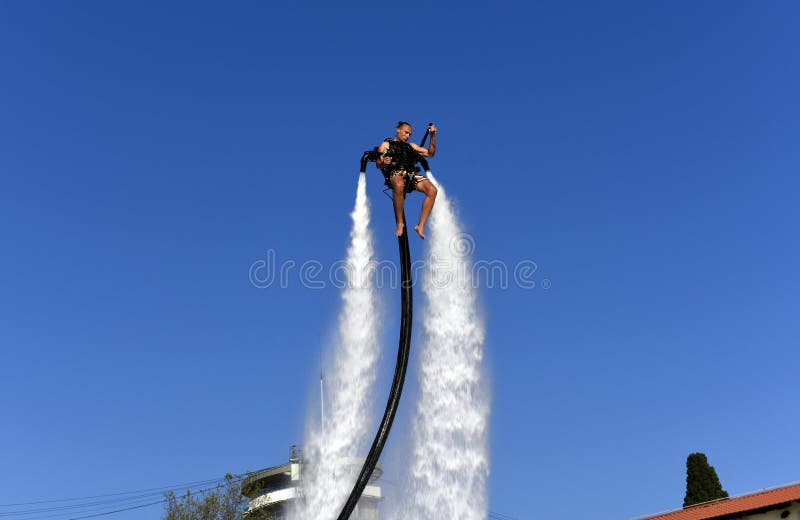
[683,452,729,507]
[163,473,248,520]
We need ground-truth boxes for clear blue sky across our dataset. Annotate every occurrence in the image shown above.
[1,1,798,519]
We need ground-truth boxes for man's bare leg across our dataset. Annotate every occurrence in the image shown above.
[392,177,406,237]
[413,179,438,239]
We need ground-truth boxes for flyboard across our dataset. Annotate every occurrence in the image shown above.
[335,127,433,520]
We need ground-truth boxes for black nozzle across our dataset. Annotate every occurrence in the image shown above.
[418,157,430,172]
[360,150,379,172]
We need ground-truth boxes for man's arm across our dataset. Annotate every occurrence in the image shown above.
[376,140,392,168]
[410,125,437,157]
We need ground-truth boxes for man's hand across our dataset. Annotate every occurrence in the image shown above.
[424,124,437,157]
[377,141,392,165]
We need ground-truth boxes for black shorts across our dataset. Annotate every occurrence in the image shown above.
[384,169,428,193]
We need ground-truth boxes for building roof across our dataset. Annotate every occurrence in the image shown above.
[639,482,800,520]
[241,463,293,498]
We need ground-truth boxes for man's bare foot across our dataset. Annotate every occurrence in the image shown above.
[395,223,405,237]
[413,225,426,239]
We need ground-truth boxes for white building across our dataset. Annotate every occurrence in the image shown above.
[241,447,383,520]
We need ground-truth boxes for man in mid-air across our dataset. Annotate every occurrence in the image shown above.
[376,121,438,239]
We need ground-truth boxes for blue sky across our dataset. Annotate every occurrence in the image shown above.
[1,1,799,519]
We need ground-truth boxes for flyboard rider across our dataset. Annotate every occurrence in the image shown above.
[376,121,438,239]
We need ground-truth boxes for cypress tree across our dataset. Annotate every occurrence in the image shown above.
[684,452,729,507]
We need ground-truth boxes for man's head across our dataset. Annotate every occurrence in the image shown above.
[395,121,412,142]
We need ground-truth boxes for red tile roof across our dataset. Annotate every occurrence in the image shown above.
[640,482,800,520]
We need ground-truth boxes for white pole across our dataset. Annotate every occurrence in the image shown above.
[320,372,325,433]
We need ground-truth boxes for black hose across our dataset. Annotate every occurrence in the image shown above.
[336,212,413,520]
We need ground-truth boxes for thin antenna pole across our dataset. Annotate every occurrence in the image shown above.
[320,372,325,433]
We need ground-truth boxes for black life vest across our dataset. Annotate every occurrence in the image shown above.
[380,138,420,174]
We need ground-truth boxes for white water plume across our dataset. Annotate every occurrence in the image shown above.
[293,172,380,520]
[399,172,490,519]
